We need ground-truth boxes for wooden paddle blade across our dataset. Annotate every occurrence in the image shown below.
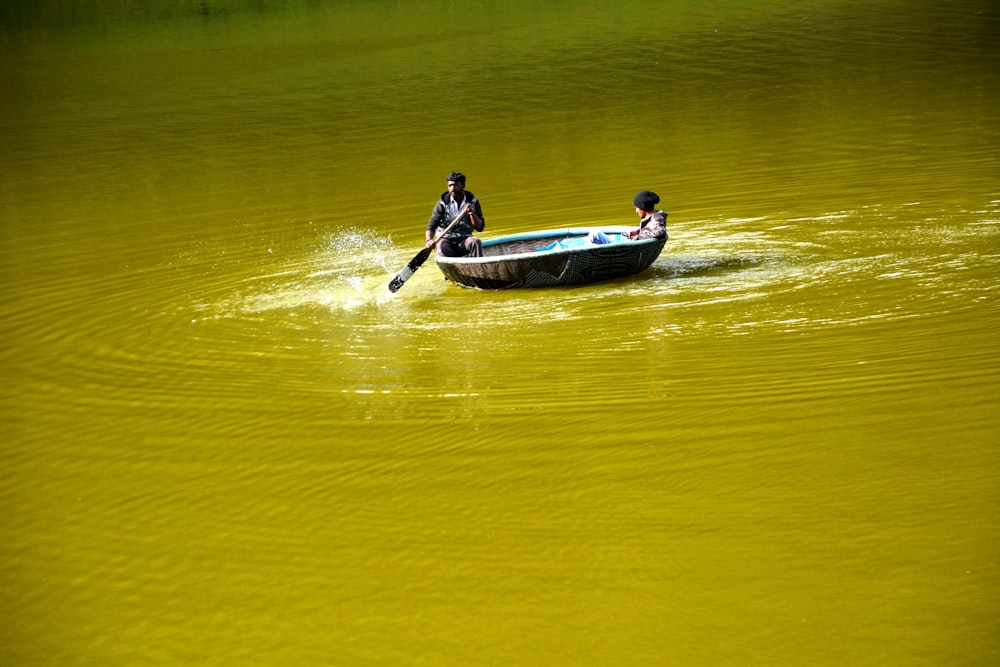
[387,247,433,293]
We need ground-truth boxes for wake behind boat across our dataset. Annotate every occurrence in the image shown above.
[434,226,666,289]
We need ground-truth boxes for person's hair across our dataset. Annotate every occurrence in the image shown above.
[447,171,466,184]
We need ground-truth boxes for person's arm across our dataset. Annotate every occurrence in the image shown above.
[469,198,484,232]
[426,201,445,245]
[635,212,667,240]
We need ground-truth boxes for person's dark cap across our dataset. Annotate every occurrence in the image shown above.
[447,171,466,184]
[633,190,660,211]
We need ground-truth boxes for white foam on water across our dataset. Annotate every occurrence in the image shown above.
[205,226,404,318]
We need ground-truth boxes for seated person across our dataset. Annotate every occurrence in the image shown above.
[623,190,668,240]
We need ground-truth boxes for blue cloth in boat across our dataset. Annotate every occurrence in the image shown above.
[538,232,625,252]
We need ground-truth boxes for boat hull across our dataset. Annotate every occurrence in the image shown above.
[434,227,666,289]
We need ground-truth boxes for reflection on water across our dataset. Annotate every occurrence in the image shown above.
[2,1,999,665]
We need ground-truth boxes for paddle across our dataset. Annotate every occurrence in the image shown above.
[387,205,470,293]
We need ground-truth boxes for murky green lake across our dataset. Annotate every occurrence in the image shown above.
[2,1,998,664]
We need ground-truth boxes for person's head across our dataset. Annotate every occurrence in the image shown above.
[633,190,660,216]
[447,171,466,196]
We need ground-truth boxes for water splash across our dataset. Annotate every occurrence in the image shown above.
[209,226,401,317]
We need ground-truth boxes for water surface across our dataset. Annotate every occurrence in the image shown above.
[2,1,998,664]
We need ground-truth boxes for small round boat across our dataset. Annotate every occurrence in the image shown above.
[434,226,666,289]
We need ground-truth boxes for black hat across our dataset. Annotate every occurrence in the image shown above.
[447,171,466,184]
[633,190,660,211]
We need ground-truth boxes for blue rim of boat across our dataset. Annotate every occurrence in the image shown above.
[435,226,651,264]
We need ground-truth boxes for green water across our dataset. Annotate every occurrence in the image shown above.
[2,1,998,664]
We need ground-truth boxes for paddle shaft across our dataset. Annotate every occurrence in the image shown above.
[428,203,472,246]
[387,204,471,293]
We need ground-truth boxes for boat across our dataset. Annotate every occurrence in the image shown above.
[434,226,666,289]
